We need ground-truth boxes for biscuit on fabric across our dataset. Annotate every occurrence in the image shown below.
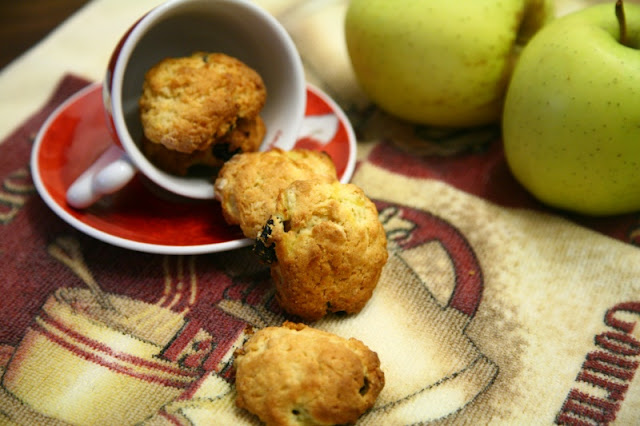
[234,322,384,426]
[139,51,266,153]
[141,116,265,175]
[214,149,338,239]
[256,179,388,321]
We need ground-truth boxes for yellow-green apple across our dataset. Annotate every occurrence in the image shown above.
[503,1,640,216]
[344,0,554,127]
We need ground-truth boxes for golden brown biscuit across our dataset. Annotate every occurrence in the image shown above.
[141,116,266,175]
[214,149,338,239]
[235,322,384,426]
[139,51,266,153]
[257,180,388,321]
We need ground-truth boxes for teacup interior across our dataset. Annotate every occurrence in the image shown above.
[117,0,305,199]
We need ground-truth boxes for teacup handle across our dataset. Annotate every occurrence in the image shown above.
[66,145,137,208]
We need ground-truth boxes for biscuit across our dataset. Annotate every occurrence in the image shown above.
[257,180,388,321]
[139,51,266,153]
[141,116,266,175]
[214,149,338,239]
[235,322,384,426]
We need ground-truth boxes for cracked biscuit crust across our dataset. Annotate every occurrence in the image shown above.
[235,322,384,426]
[214,149,338,239]
[263,180,388,321]
[140,116,265,175]
[139,52,266,153]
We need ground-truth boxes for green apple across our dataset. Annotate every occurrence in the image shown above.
[503,2,640,216]
[344,0,554,127]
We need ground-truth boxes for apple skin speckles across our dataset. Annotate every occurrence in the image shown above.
[345,0,554,127]
[503,2,640,216]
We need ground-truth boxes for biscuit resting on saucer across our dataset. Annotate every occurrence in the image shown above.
[234,322,384,426]
[256,179,388,321]
[214,149,338,239]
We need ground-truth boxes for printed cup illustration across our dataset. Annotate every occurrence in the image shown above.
[1,288,202,425]
[66,0,306,208]
[317,205,498,424]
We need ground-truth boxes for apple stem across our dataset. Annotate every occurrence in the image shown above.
[616,0,630,47]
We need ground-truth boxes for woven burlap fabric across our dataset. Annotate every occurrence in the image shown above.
[1,0,640,425]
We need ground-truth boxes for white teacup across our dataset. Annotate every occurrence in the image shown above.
[66,0,306,208]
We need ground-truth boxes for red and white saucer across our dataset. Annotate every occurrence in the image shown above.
[31,83,356,254]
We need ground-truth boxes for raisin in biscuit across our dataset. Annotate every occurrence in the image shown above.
[214,149,338,239]
[257,179,388,321]
[139,51,266,153]
[235,322,384,426]
[141,116,265,175]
